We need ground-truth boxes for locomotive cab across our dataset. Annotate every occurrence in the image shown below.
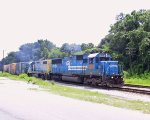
[87,52,124,87]
[100,53,124,87]
[101,60,124,87]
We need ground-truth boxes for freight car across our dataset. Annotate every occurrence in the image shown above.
[3,64,10,73]
[9,63,17,74]
[16,62,30,75]
[4,63,17,74]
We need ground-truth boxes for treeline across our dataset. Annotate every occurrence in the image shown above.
[98,9,150,74]
[1,40,96,64]
[1,9,150,74]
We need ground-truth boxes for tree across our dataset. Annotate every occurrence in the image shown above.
[60,43,70,54]
[81,43,94,51]
[48,48,65,58]
[2,39,56,63]
[81,43,88,51]
[87,43,94,49]
[37,39,56,59]
[2,52,17,64]
[98,10,150,74]
[60,43,81,56]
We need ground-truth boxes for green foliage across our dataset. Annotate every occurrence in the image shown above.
[37,39,56,59]
[18,74,29,79]
[124,70,150,86]
[2,39,56,64]
[60,43,81,56]
[99,10,150,74]
[73,51,85,55]
[48,48,66,58]
[84,48,102,54]
[2,52,17,64]
[81,43,94,51]
[0,72,10,77]
[125,72,150,86]
[123,71,130,78]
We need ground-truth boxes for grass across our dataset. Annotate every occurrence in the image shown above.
[125,78,150,86]
[0,72,150,114]
[124,72,150,86]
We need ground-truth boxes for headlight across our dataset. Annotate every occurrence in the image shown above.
[111,76,114,79]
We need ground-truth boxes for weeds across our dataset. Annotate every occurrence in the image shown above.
[124,72,150,86]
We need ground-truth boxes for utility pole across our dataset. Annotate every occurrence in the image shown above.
[2,50,4,73]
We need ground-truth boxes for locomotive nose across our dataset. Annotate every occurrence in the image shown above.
[101,61,119,75]
[108,63,119,75]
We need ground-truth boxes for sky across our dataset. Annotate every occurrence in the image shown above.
[0,0,150,60]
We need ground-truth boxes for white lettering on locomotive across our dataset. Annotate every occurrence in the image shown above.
[68,66,87,70]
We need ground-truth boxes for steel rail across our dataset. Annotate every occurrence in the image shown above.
[124,84,150,89]
[54,80,150,95]
[114,87,150,95]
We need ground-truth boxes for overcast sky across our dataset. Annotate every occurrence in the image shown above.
[0,0,150,60]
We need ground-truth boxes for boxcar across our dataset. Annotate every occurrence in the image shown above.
[9,63,17,74]
[16,62,30,74]
[3,64,10,72]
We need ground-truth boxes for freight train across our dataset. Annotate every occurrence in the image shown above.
[3,52,124,87]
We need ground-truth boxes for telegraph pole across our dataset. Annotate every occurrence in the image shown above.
[2,50,4,73]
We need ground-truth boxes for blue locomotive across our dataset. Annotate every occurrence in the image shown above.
[51,52,124,87]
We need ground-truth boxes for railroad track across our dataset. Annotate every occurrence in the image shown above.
[124,84,150,89]
[54,80,150,95]
[114,86,150,95]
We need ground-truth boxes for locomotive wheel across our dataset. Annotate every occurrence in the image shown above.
[83,78,90,85]
[41,75,46,80]
[44,74,48,80]
[91,78,97,86]
[58,75,62,81]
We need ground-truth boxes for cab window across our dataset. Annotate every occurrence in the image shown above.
[89,58,94,64]
[43,61,47,64]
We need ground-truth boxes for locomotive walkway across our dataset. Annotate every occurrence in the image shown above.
[0,77,150,120]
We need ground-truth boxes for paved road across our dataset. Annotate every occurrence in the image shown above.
[0,77,150,120]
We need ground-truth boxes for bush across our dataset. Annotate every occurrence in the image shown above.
[0,72,11,77]
[19,74,28,79]
[123,71,130,78]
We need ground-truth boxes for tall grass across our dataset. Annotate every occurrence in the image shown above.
[0,72,55,87]
[124,71,150,86]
